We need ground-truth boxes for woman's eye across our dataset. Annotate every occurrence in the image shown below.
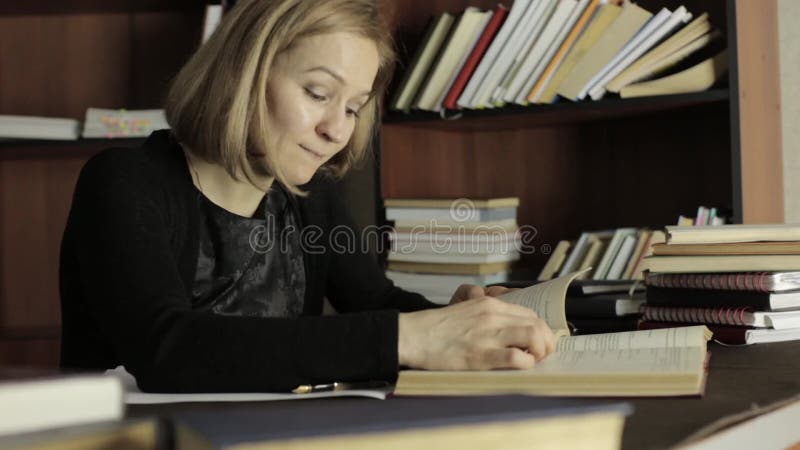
[346,108,361,118]
[305,88,326,101]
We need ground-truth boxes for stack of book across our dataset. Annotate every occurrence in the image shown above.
[538,227,665,282]
[390,0,726,112]
[81,108,169,139]
[0,115,81,140]
[639,224,800,344]
[384,197,520,303]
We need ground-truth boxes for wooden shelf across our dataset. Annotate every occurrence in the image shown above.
[0,138,144,159]
[383,89,730,131]
[0,1,204,15]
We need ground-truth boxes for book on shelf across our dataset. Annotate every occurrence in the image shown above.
[645,286,800,311]
[605,233,638,280]
[442,4,509,110]
[0,114,80,141]
[537,0,624,104]
[537,239,571,281]
[523,0,602,104]
[621,230,652,279]
[557,1,653,101]
[201,3,224,44]
[387,260,512,276]
[386,206,516,222]
[641,305,800,329]
[592,227,637,280]
[605,12,713,93]
[642,254,800,274]
[384,197,519,209]
[387,250,519,264]
[392,218,519,233]
[557,230,613,277]
[0,370,124,437]
[499,0,581,105]
[173,395,632,450]
[664,223,800,245]
[390,13,455,112]
[575,233,609,279]
[628,230,666,280]
[413,8,491,112]
[467,0,546,109]
[639,321,800,345]
[645,271,800,292]
[652,241,800,256]
[586,6,694,100]
[81,108,169,139]
[457,0,533,108]
[395,270,713,397]
[620,49,728,98]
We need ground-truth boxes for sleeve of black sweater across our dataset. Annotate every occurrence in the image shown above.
[64,149,433,393]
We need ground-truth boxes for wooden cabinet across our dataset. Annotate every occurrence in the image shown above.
[0,2,204,367]
[0,0,783,367]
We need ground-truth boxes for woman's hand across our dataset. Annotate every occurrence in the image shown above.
[398,296,556,371]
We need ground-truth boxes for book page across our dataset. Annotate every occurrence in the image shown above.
[556,325,710,352]
[533,345,706,375]
[498,269,590,335]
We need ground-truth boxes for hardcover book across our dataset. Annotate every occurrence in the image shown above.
[395,270,712,397]
[174,396,632,450]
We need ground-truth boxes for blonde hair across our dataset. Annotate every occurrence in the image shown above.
[165,0,395,195]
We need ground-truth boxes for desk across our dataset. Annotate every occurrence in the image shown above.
[129,341,800,450]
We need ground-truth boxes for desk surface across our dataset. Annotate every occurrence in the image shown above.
[129,341,800,450]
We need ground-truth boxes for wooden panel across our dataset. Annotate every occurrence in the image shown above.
[130,12,203,108]
[0,155,89,331]
[0,337,60,368]
[734,0,784,223]
[0,14,130,118]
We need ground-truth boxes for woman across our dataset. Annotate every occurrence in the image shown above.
[59,0,555,392]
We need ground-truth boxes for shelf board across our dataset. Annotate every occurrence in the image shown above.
[382,89,730,131]
[0,0,204,15]
[0,137,144,159]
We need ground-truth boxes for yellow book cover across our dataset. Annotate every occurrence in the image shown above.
[526,0,602,103]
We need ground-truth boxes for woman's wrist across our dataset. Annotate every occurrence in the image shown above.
[397,312,421,368]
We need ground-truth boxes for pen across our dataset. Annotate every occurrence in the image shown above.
[292,381,390,394]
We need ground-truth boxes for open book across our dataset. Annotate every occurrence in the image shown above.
[394,270,712,397]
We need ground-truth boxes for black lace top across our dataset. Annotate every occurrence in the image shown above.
[191,184,306,318]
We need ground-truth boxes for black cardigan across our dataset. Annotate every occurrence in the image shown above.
[59,130,437,392]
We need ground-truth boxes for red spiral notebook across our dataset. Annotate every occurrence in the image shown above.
[441,4,508,110]
[641,305,800,329]
[645,271,800,292]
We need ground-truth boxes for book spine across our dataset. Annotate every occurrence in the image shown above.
[644,272,772,292]
[642,305,753,326]
[442,5,508,110]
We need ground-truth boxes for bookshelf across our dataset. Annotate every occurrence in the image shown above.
[379,0,782,268]
[0,0,783,368]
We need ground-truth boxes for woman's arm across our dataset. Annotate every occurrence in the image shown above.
[64,150,401,392]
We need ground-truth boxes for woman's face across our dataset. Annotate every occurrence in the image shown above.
[259,31,380,186]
